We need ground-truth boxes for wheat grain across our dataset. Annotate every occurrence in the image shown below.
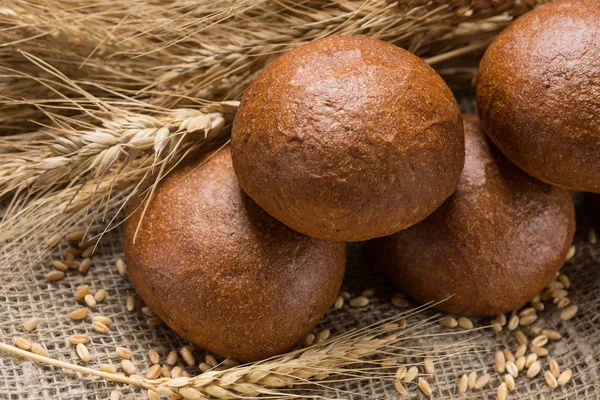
[161,365,170,378]
[497,382,507,400]
[507,314,519,330]
[13,337,32,350]
[495,351,506,373]
[146,364,161,380]
[532,335,548,347]
[93,316,112,326]
[84,294,97,308]
[506,361,518,378]
[458,317,473,329]
[147,317,162,326]
[515,331,528,346]
[515,343,527,358]
[542,329,562,341]
[166,350,178,365]
[148,349,160,365]
[557,369,572,385]
[527,361,541,378]
[560,305,578,321]
[504,374,515,391]
[554,297,571,308]
[81,246,95,259]
[180,346,195,366]
[349,296,369,307]
[394,380,408,395]
[519,307,536,317]
[79,258,93,273]
[93,289,106,302]
[46,270,65,282]
[121,359,136,375]
[116,347,132,359]
[550,359,560,378]
[109,389,120,400]
[52,260,68,271]
[47,234,62,247]
[418,377,432,397]
[525,353,538,368]
[76,343,91,362]
[558,274,571,289]
[74,285,92,301]
[474,374,490,390]
[171,366,183,378]
[199,363,210,373]
[68,335,89,345]
[69,308,89,320]
[516,357,526,372]
[424,357,435,376]
[503,349,515,363]
[315,329,330,344]
[519,314,537,326]
[491,319,503,332]
[468,371,477,389]
[588,229,597,244]
[391,297,409,308]
[532,301,545,312]
[565,245,576,261]
[126,296,135,312]
[23,317,38,332]
[100,364,117,374]
[31,343,49,357]
[545,370,558,389]
[92,321,110,333]
[205,355,217,367]
[404,366,418,383]
[497,314,507,326]
[531,346,548,357]
[395,366,407,380]
[361,288,375,297]
[440,317,458,328]
[302,333,315,347]
[458,374,468,394]
[334,296,344,309]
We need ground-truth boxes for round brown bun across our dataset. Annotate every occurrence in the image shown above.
[231,35,464,242]
[476,0,600,193]
[370,115,575,316]
[123,148,346,362]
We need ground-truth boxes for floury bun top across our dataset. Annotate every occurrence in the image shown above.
[231,35,465,242]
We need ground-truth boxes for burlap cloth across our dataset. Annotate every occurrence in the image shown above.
[1,98,599,399]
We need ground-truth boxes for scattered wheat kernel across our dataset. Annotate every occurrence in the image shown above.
[531,346,548,357]
[527,361,541,378]
[180,346,195,366]
[171,366,183,378]
[74,285,92,301]
[497,314,507,326]
[560,305,578,321]
[503,349,516,363]
[391,296,409,308]
[31,343,49,357]
[544,370,558,389]
[519,307,536,317]
[109,389,120,400]
[92,316,112,326]
[166,350,178,365]
[315,329,330,344]
[69,308,89,320]
[549,359,560,379]
[558,274,570,289]
[79,258,92,273]
[334,296,344,309]
[495,351,506,373]
[394,380,408,395]
[23,317,38,332]
[13,336,32,350]
[51,260,68,272]
[92,321,110,333]
[395,366,407,380]
[382,358,397,368]
[199,362,211,372]
[121,359,135,375]
[84,294,97,308]
[147,390,159,400]
[142,306,155,316]
[349,296,369,307]
[565,245,576,261]
[541,289,554,301]
[516,356,526,372]
[532,301,545,312]
[205,354,218,367]
[440,317,458,328]
[497,382,508,400]
[458,374,468,394]
[468,371,478,389]
[126,295,135,312]
[116,347,132,359]
[532,335,548,348]
[506,361,518,378]
[515,331,528,346]
[424,357,435,376]
[515,343,527,358]
[531,327,543,336]
[302,333,315,347]
[554,297,571,308]
[81,246,95,259]
[382,323,399,332]
[403,366,418,382]
[525,353,538,368]
[65,230,85,242]
[47,270,65,282]
[146,363,161,380]
[148,349,160,365]
[68,335,89,345]
[491,319,503,332]
[147,317,162,326]
[508,314,519,330]
[339,291,351,300]
[418,377,433,397]
[557,369,572,386]
[458,317,473,329]
[398,319,407,329]
[474,374,490,390]
[100,364,117,374]
[504,374,516,391]
[552,289,568,299]
[116,258,127,276]
[222,359,239,368]
[76,343,91,362]
[160,365,170,378]
[542,329,562,341]
[361,288,376,297]
[92,289,106,303]
[588,228,597,244]
[547,281,564,290]
[519,314,537,326]
[47,233,62,247]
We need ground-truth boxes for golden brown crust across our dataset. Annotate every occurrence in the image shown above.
[123,148,346,362]
[371,115,575,316]
[476,0,600,192]
[231,35,464,242]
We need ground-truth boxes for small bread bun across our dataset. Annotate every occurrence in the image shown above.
[476,0,600,192]
[371,115,575,316]
[231,35,464,242]
[123,148,346,362]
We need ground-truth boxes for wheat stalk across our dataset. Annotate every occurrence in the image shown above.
[0,307,482,399]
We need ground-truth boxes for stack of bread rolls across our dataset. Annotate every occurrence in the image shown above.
[123,0,597,362]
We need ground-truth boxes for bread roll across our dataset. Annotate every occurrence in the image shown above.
[371,115,575,316]
[476,0,600,192]
[123,148,346,361]
[231,35,464,241]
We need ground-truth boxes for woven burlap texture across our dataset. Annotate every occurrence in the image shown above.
[1,99,599,399]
